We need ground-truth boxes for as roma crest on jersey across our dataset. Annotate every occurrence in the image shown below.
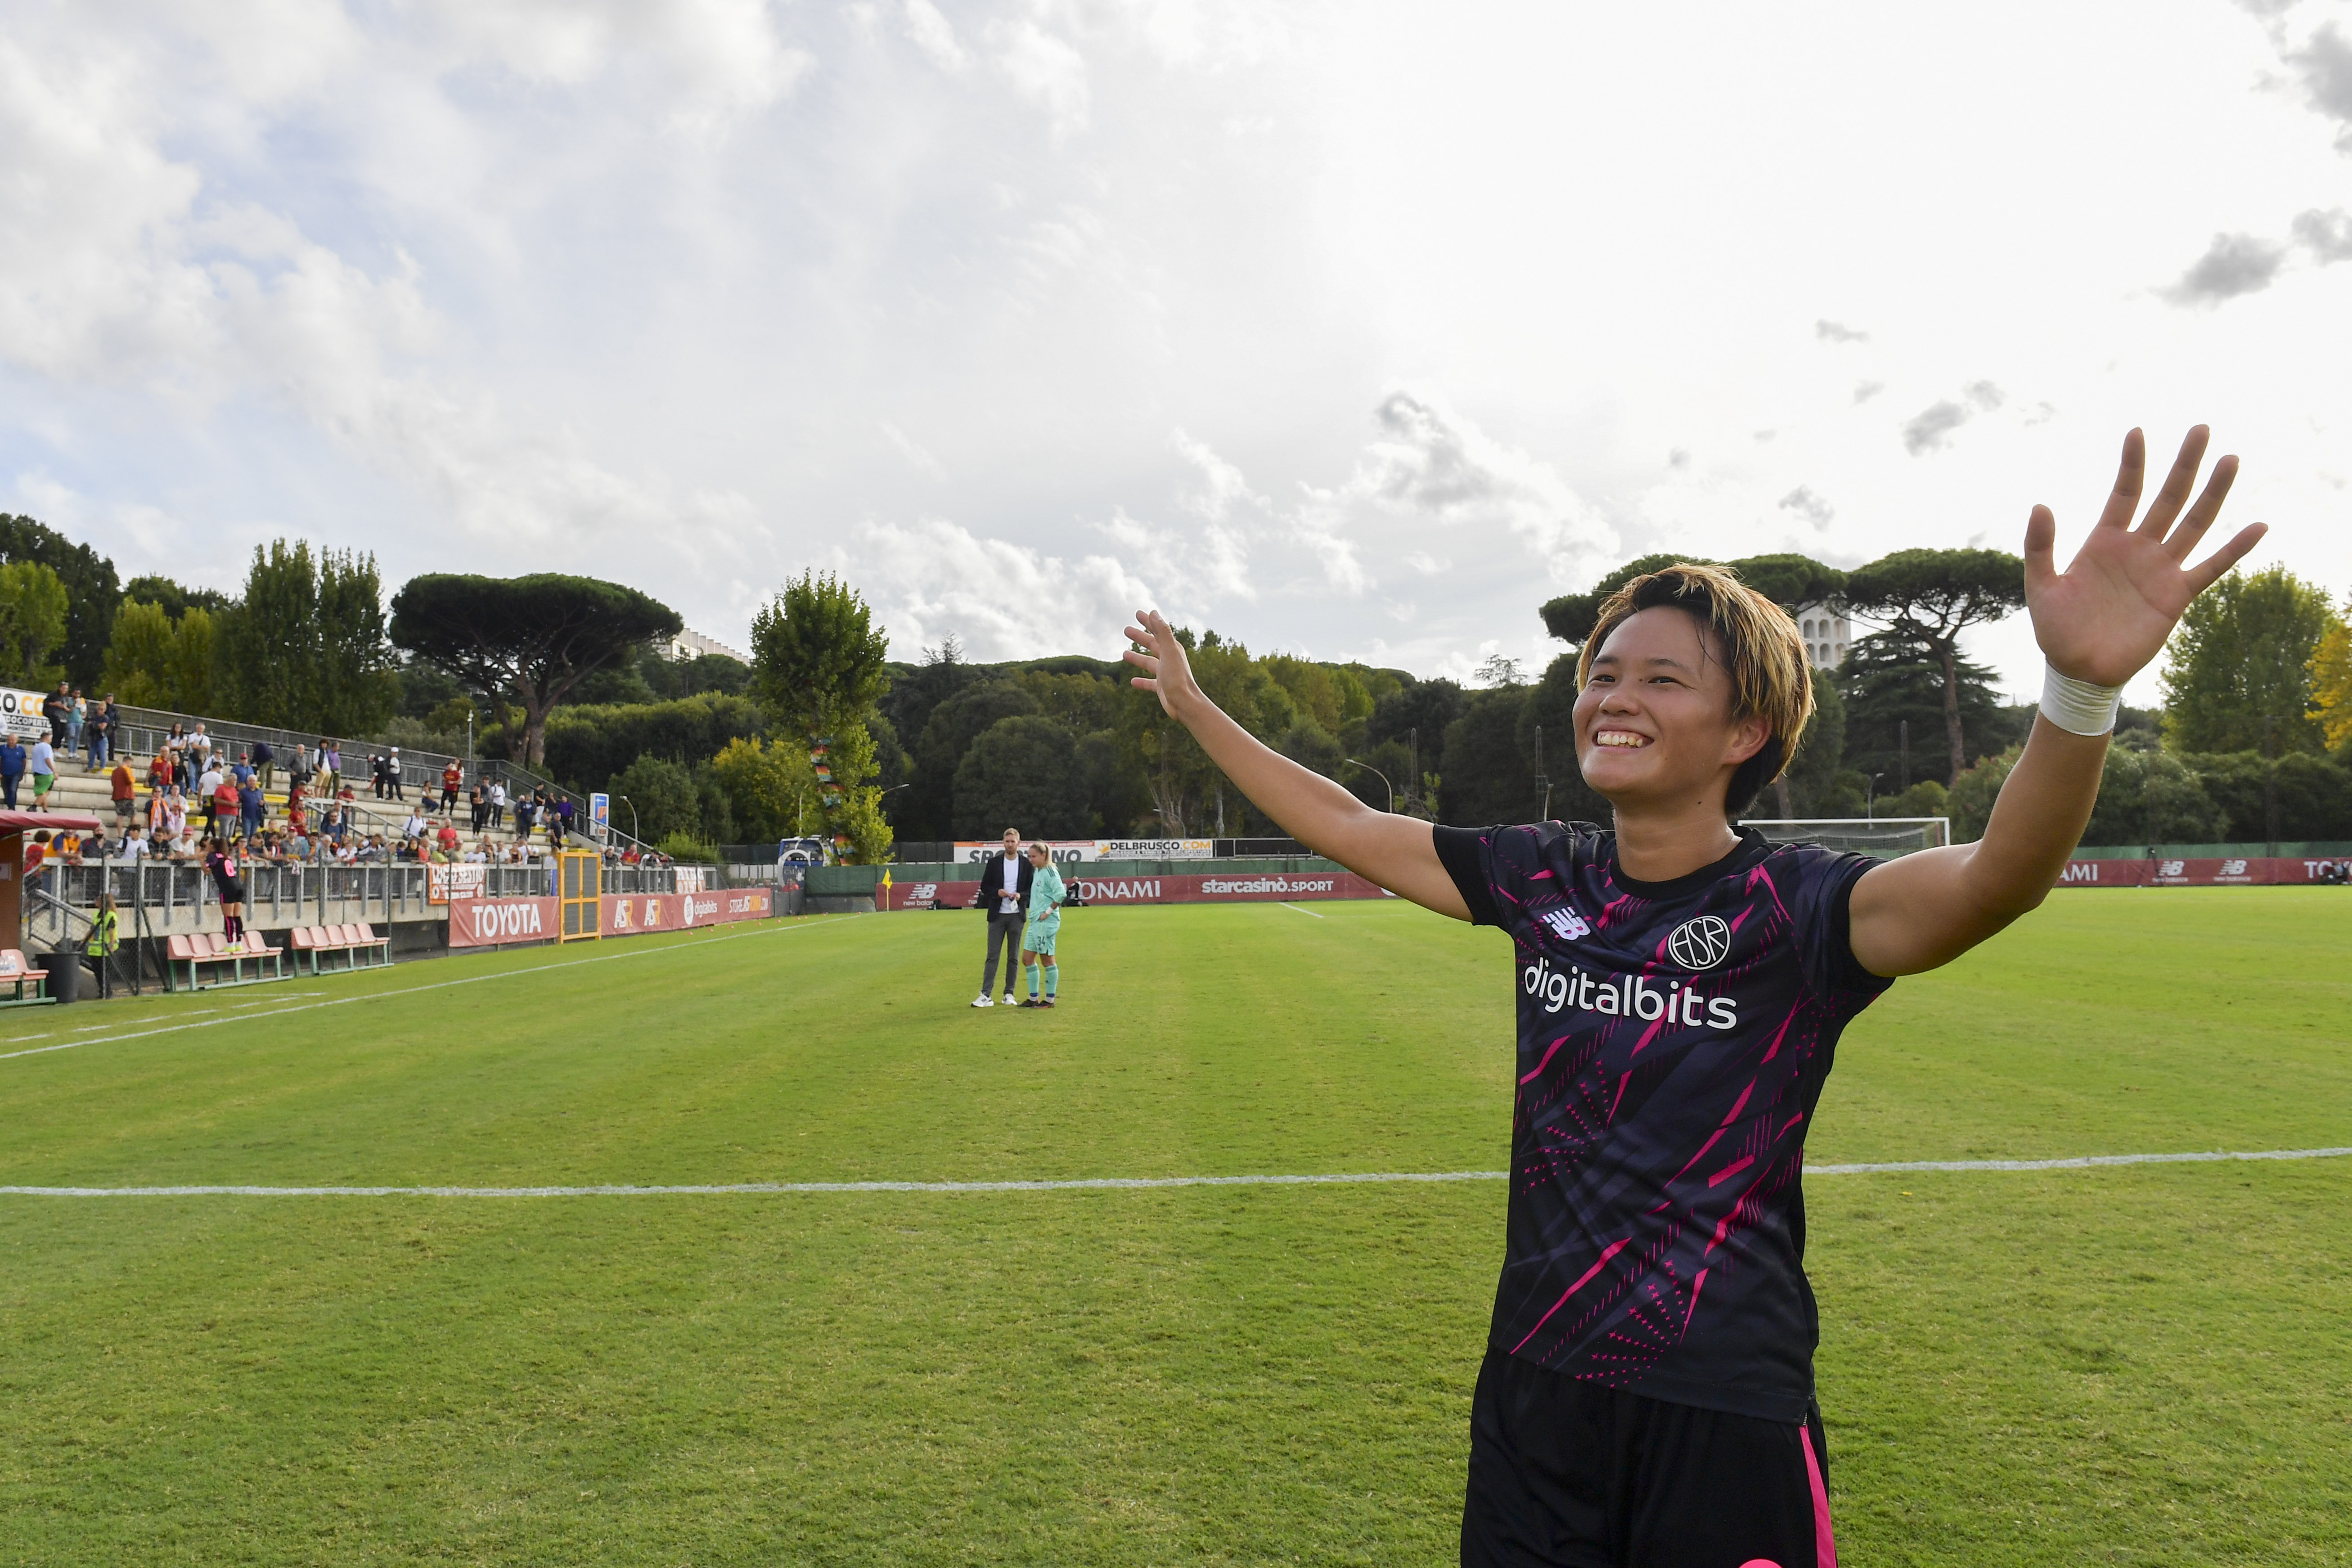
[1666,914,1730,970]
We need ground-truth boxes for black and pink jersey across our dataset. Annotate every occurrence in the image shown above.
[1434,823,1893,1422]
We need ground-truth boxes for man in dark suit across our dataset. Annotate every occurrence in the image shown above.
[970,826,1034,1007]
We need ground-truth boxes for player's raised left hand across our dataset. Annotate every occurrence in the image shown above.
[1122,609,1203,718]
[2026,426,2267,688]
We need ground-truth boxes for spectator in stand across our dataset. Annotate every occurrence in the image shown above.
[148,745,174,797]
[554,794,575,839]
[319,738,339,791]
[66,690,85,762]
[22,829,48,893]
[28,732,56,810]
[513,788,535,839]
[286,777,308,834]
[467,783,486,833]
[86,694,114,768]
[118,824,150,865]
[188,721,212,775]
[441,758,463,814]
[211,770,239,839]
[110,757,136,834]
[233,751,255,789]
[239,774,265,842]
[489,779,507,832]
[400,804,427,851]
[42,680,70,746]
[0,732,23,810]
[251,737,274,792]
[286,821,311,862]
[156,786,186,854]
[196,755,223,831]
[435,816,461,860]
[386,746,404,800]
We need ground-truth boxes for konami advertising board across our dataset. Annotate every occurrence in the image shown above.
[449,887,774,947]
[884,871,1393,910]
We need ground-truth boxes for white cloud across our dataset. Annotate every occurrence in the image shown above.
[990,16,1090,136]
[899,0,970,72]
[847,515,1158,659]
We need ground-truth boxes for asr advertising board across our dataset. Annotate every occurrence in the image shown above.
[450,887,773,947]
[2,687,53,742]
[949,839,1214,864]
[600,887,773,935]
[884,871,1392,910]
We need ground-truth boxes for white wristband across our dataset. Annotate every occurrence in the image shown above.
[2039,664,2122,737]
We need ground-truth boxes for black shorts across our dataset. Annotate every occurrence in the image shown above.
[1462,1350,1834,1568]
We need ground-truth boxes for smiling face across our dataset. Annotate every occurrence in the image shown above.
[1574,606,1772,815]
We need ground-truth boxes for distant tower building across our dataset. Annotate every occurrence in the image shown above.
[1790,602,1851,670]
[666,629,751,665]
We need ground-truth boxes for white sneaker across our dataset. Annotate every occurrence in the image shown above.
[971,993,993,1007]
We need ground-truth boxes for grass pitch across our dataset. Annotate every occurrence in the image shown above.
[2,890,2349,1565]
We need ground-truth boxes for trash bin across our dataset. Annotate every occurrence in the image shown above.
[44,946,80,1005]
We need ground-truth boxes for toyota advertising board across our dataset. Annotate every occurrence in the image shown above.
[450,896,559,948]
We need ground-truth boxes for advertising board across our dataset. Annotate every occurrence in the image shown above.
[883,871,1392,910]
[1,687,52,742]
[2054,856,2352,887]
[599,886,773,935]
[948,839,1215,864]
[449,895,558,947]
[426,864,488,903]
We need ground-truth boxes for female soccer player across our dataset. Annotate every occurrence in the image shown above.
[1121,428,2262,1568]
[202,832,250,949]
[1019,841,1067,1007]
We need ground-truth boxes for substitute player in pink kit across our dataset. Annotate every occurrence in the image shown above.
[1121,428,2262,1568]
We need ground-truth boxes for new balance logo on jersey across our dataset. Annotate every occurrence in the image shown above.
[1540,907,1591,943]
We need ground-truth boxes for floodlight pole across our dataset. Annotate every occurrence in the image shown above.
[616,795,638,842]
[1866,773,1883,823]
[1532,724,1552,822]
[1342,758,1394,814]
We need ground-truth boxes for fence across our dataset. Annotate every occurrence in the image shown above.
[20,858,686,944]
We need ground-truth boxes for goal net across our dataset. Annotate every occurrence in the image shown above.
[1738,818,1952,858]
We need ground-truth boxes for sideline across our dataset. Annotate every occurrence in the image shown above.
[0,915,859,1065]
[6,1146,2347,1198]
[1277,903,1327,919]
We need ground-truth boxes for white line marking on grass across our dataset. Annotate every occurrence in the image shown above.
[1806,1146,2352,1174]
[1277,903,1327,918]
[0,917,854,1065]
[6,1147,2347,1199]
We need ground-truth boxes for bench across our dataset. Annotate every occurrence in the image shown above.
[0,948,52,1007]
[288,922,393,974]
[166,931,286,989]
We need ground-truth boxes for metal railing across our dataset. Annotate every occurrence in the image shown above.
[27,856,683,926]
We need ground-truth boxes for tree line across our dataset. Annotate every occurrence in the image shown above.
[8,507,2350,858]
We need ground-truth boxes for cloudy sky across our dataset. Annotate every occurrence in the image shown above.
[5,0,2350,701]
